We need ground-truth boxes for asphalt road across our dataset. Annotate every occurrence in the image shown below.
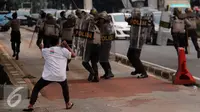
[111,40,200,79]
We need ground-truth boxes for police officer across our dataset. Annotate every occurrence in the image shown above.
[81,8,101,82]
[171,8,187,54]
[40,13,60,48]
[8,12,21,60]
[125,8,149,78]
[73,9,85,56]
[185,8,200,58]
[58,11,76,71]
[97,11,114,79]
[35,11,46,49]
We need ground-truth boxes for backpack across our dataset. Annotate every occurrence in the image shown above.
[187,17,197,30]
[60,18,76,41]
[172,17,185,33]
[43,23,60,38]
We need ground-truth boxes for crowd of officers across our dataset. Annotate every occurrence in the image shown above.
[7,7,200,83]
[34,8,116,83]
[171,8,200,58]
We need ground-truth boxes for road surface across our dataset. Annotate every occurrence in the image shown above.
[111,40,200,80]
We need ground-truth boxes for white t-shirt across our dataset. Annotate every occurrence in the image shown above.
[42,46,71,82]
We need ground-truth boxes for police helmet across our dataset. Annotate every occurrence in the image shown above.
[98,11,108,20]
[90,8,98,16]
[76,9,81,15]
[46,13,53,19]
[131,8,141,17]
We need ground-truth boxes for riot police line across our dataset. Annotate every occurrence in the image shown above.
[31,8,151,83]
[30,6,200,82]
[158,7,200,59]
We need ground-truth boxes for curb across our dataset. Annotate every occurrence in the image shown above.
[111,53,175,82]
[0,43,37,97]
[112,53,200,87]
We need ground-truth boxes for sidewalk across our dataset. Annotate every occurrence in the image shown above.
[0,29,200,112]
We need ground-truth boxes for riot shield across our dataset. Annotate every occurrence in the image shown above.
[128,16,150,49]
[73,15,95,61]
[72,17,86,59]
[157,11,172,46]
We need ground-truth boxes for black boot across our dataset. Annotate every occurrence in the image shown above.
[105,69,114,79]
[100,62,108,79]
[131,71,140,76]
[88,73,94,82]
[91,73,99,82]
[100,62,114,79]
[137,73,148,79]
[15,53,19,60]
[197,51,200,59]
[12,51,16,57]
[82,62,95,82]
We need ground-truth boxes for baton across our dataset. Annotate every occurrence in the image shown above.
[29,31,35,48]
[137,14,142,48]
[70,0,78,9]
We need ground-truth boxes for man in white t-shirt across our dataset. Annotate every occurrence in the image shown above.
[23,39,75,111]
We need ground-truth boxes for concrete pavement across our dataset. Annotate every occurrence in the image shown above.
[1,28,200,112]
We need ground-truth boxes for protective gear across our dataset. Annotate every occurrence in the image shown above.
[90,8,98,16]
[171,16,186,33]
[171,11,187,54]
[61,14,76,42]
[43,23,60,37]
[185,11,200,58]
[126,8,150,78]
[128,10,149,49]
[131,8,141,17]
[40,14,60,48]
[81,14,101,82]
[98,11,115,79]
[186,12,197,30]
[75,9,81,17]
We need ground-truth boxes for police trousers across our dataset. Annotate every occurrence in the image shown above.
[187,29,200,52]
[172,33,187,52]
[82,43,100,75]
[36,31,43,49]
[127,48,147,74]
[11,30,21,53]
[99,42,111,62]
[99,42,113,75]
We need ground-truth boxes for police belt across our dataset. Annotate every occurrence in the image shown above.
[159,21,170,28]
[128,18,149,27]
[74,29,94,40]
[101,34,115,41]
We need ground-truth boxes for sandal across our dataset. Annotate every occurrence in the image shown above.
[66,103,74,110]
